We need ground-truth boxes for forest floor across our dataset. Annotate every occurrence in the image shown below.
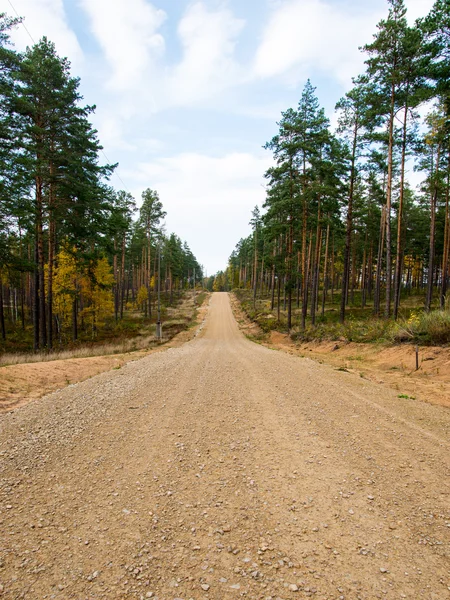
[230,294,450,410]
[0,292,448,600]
[0,292,209,414]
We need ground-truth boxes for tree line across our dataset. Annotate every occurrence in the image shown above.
[226,0,449,331]
[0,15,202,350]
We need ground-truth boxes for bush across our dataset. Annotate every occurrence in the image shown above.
[392,310,450,345]
[345,318,393,343]
[257,316,279,333]
[292,322,343,342]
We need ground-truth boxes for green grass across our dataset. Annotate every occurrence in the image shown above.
[195,291,208,307]
[233,288,450,346]
[391,310,450,345]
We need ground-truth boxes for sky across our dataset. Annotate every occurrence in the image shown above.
[1,0,436,274]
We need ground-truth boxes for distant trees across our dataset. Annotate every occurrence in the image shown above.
[0,15,203,351]
[227,0,450,330]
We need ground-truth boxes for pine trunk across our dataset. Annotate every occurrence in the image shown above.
[385,82,396,318]
[36,179,47,349]
[340,118,358,323]
[0,275,5,340]
[374,206,386,317]
[114,240,119,322]
[301,234,312,329]
[321,221,330,317]
[440,155,450,308]
[393,92,409,320]
[287,224,293,330]
[253,227,258,310]
[277,275,281,322]
[426,143,442,312]
[120,235,126,319]
[311,201,322,325]
[47,220,55,349]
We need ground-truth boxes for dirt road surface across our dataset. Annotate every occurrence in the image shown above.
[1,293,449,600]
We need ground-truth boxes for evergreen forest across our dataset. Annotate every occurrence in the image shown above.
[219,0,450,345]
[0,17,202,353]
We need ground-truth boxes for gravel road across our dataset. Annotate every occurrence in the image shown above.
[1,292,449,600]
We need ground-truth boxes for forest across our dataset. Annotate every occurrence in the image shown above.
[0,16,202,354]
[219,0,450,345]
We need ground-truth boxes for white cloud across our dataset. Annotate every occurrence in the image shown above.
[95,113,137,152]
[253,0,385,86]
[4,0,83,69]
[405,0,435,23]
[167,2,245,106]
[78,0,166,91]
[126,152,273,273]
[74,1,247,151]
[87,2,247,152]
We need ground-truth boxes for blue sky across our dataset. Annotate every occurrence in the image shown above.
[2,0,435,274]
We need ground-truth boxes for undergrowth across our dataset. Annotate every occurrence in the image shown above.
[233,289,450,346]
[391,310,450,345]
[0,291,208,366]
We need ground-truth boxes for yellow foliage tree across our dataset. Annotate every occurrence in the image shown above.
[80,257,114,336]
[136,286,148,311]
[53,248,78,329]
[213,273,224,291]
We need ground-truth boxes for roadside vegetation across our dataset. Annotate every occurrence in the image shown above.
[233,288,450,346]
[214,0,450,347]
[0,290,207,366]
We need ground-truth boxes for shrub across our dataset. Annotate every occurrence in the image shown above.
[392,310,450,345]
[257,316,279,333]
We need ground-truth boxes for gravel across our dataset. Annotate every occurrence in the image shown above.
[0,293,449,599]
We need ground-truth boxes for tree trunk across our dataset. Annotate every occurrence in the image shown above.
[20,276,25,331]
[147,230,152,318]
[440,154,450,308]
[120,235,126,319]
[340,118,358,323]
[0,276,5,340]
[277,274,281,322]
[321,221,330,317]
[47,220,55,349]
[33,240,40,350]
[368,244,373,301]
[72,295,78,342]
[311,209,322,325]
[350,239,357,305]
[259,243,265,298]
[374,206,386,317]
[287,224,293,331]
[270,255,276,311]
[425,143,442,312]
[36,181,47,349]
[330,234,335,304]
[302,234,312,329]
[393,92,409,320]
[253,226,258,311]
[385,81,396,318]
[114,239,119,322]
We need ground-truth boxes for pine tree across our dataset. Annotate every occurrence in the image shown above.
[363,0,409,318]
[140,188,166,317]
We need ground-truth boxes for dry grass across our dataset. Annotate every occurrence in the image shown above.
[0,291,209,368]
[0,333,160,367]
